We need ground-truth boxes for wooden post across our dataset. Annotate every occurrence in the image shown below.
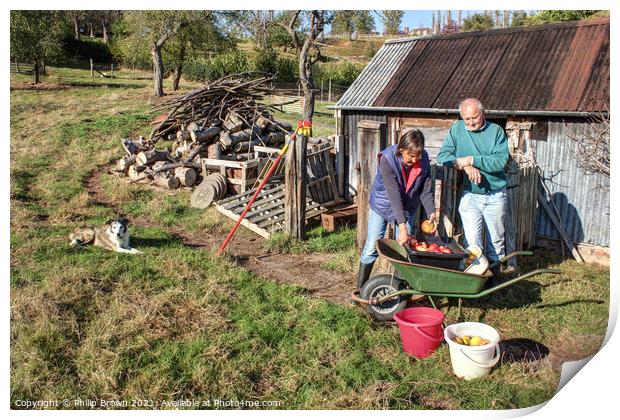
[504,160,519,267]
[111,62,114,78]
[284,135,308,240]
[328,78,332,102]
[335,134,345,198]
[356,120,385,250]
[320,80,324,102]
[90,58,94,77]
[14,58,20,73]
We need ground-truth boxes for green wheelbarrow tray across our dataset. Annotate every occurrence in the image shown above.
[373,239,562,305]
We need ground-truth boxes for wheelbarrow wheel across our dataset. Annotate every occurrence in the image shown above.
[360,274,408,321]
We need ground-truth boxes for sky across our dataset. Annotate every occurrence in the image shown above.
[326,10,525,34]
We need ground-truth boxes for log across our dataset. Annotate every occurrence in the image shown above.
[116,155,136,173]
[223,112,244,133]
[230,128,251,145]
[128,164,145,181]
[191,126,221,143]
[268,120,293,133]
[255,115,271,130]
[154,172,180,189]
[136,150,170,166]
[219,131,233,150]
[176,130,192,142]
[207,143,223,160]
[174,167,196,187]
[186,122,200,132]
[266,131,285,146]
[152,161,169,172]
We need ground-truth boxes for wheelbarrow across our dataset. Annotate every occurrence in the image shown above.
[351,238,562,321]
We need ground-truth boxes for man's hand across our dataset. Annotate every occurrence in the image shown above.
[397,223,409,246]
[455,156,473,170]
[463,165,481,184]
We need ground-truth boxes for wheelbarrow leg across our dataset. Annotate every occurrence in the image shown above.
[457,298,463,322]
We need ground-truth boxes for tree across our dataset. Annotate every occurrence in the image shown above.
[331,11,356,40]
[462,13,494,32]
[381,10,404,35]
[119,11,214,97]
[10,11,68,83]
[354,11,375,35]
[566,114,609,189]
[165,14,232,91]
[510,11,528,27]
[278,11,330,125]
[65,11,83,40]
[524,10,603,25]
[441,20,460,34]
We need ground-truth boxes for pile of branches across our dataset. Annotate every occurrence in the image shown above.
[149,72,293,143]
[114,73,295,190]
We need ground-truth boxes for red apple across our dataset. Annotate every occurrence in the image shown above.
[428,243,440,252]
[440,248,452,254]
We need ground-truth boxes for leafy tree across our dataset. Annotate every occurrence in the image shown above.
[278,10,331,125]
[117,11,214,97]
[381,10,404,35]
[165,13,233,91]
[10,10,69,83]
[441,20,460,34]
[331,11,357,40]
[462,13,494,32]
[354,11,375,35]
[525,10,603,25]
[510,11,528,27]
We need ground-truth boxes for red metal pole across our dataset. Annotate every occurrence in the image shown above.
[215,133,297,256]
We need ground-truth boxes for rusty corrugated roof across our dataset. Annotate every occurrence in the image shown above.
[367,18,609,114]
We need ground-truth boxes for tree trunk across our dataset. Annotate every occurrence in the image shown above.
[102,20,109,44]
[151,45,165,97]
[74,16,80,40]
[299,49,315,128]
[136,149,169,166]
[33,61,40,84]
[172,64,182,91]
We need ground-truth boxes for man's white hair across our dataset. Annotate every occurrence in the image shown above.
[458,98,485,115]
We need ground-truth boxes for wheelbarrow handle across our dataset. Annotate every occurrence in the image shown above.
[490,251,534,268]
[477,268,562,297]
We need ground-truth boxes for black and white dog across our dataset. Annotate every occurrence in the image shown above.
[69,218,142,254]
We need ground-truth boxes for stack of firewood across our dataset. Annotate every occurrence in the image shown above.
[114,73,294,190]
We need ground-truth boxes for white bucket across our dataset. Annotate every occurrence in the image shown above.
[444,322,501,380]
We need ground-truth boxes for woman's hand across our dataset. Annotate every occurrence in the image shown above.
[397,223,409,246]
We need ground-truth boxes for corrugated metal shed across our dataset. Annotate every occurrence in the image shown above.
[534,121,609,246]
[336,18,609,115]
[334,39,416,108]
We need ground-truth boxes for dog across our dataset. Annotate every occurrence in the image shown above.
[69,218,142,254]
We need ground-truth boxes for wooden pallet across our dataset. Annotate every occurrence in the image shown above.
[215,183,329,239]
[306,144,343,207]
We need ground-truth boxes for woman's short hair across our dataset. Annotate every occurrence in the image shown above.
[396,129,425,156]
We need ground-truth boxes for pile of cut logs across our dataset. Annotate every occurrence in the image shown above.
[114,74,294,190]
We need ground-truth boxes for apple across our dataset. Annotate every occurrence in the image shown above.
[408,237,417,248]
[428,243,440,252]
[421,219,435,234]
[440,248,452,254]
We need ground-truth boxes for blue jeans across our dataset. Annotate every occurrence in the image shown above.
[458,188,506,264]
[360,207,413,264]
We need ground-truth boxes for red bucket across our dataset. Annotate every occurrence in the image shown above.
[394,307,445,358]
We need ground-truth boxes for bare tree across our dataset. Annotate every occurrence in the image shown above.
[278,10,328,126]
[566,113,610,188]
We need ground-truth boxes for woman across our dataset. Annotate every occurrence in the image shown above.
[357,129,438,291]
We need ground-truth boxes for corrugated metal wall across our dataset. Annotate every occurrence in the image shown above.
[534,120,609,246]
[343,111,387,200]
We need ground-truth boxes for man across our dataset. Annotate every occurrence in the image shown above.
[437,98,509,277]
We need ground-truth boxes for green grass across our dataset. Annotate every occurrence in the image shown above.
[9,65,610,410]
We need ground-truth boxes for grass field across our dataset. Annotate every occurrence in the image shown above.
[10,66,610,410]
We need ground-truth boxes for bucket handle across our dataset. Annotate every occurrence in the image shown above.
[413,325,443,342]
[458,343,501,369]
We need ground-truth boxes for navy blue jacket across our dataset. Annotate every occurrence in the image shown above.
[369,144,435,224]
